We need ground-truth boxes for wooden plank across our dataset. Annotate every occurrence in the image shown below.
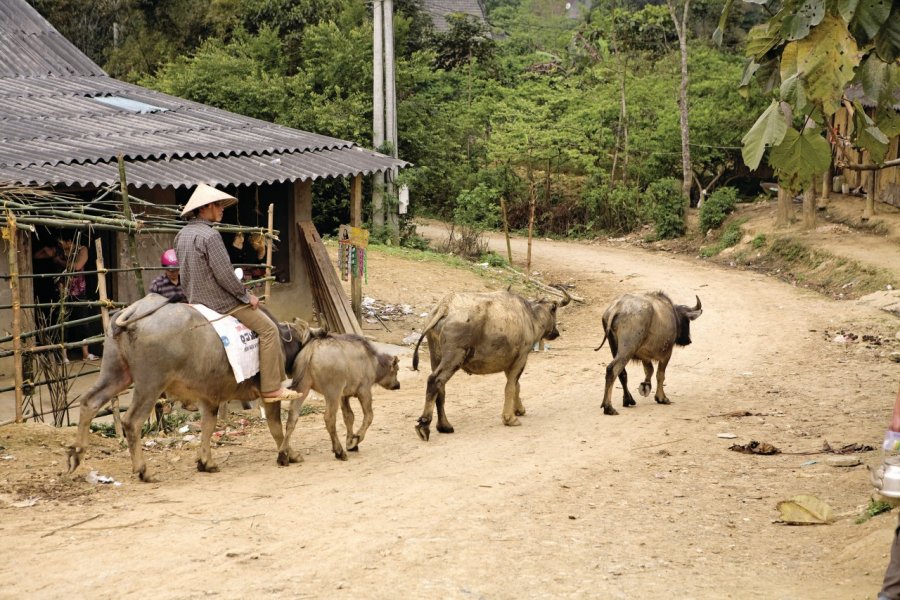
[298,221,362,335]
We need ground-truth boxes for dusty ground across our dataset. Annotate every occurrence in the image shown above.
[1,195,899,599]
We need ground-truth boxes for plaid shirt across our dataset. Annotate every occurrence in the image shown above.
[149,273,186,303]
[174,219,250,313]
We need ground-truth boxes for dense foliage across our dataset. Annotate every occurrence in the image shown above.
[699,186,738,232]
[32,0,771,239]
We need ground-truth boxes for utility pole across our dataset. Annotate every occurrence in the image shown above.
[383,0,399,243]
[372,0,385,229]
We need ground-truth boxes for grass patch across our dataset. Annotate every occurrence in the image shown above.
[751,235,895,298]
[699,218,747,257]
[751,233,767,249]
[856,498,893,524]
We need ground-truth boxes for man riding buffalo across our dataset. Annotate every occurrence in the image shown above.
[174,184,302,404]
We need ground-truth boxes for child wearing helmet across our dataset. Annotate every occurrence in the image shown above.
[149,249,186,302]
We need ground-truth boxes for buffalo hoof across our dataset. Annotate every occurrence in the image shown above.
[436,423,454,434]
[515,407,526,416]
[415,423,431,442]
[503,416,521,427]
[623,395,636,407]
[196,460,219,473]
[335,449,348,461]
[655,397,671,405]
[603,405,619,416]
[639,382,652,397]
[66,446,83,473]
[347,435,361,451]
[137,466,155,482]
[277,450,291,467]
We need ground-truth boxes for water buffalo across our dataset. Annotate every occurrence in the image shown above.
[596,292,702,415]
[287,331,401,460]
[67,294,321,481]
[412,286,570,440]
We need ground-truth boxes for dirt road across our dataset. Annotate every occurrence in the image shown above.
[1,225,898,599]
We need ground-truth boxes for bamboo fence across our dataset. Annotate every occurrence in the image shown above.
[0,183,278,428]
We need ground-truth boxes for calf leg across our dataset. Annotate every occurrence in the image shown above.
[416,347,466,441]
[431,346,454,436]
[340,396,357,452]
[639,360,654,398]
[503,357,528,426]
[322,388,347,460]
[348,390,375,451]
[654,355,672,404]
[121,388,160,481]
[196,402,220,473]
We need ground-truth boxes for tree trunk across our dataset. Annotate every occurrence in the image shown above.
[667,0,692,228]
[776,187,792,228]
[802,186,816,229]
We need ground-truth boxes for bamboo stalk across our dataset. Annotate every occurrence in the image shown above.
[0,314,103,344]
[118,155,145,296]
[6,211,24,423]
[264,203,274,303]
[0,335,106,358]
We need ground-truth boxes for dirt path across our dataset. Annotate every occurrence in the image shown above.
[1,224,898,599]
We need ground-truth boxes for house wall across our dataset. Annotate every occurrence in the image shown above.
[833,107,900,208]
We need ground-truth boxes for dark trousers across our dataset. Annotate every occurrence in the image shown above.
[881,519,900,600]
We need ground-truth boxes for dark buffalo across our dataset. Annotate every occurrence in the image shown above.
[596,292,702,415]
[67,294,320,481]
[412,286,570,440]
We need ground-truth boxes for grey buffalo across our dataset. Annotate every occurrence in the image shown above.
[596,292,702,415]
[289,331,401,461]
[67,294,321,481]
[412,286,570,440]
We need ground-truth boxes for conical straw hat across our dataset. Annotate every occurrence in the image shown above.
[180,184,238,216]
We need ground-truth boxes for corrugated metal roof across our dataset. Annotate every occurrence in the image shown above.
[0,147,408,189]
[422,0,488,33]
[0,0,405,189]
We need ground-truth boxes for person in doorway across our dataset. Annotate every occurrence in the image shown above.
[34,231,97,362]
[879,382,900,600]
[149,249,186,302]
[174,184,302,403]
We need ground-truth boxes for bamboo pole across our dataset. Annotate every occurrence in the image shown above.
[117,155,145,296]
[94,238,122,438]
[6,211,24,423]
[264,203,274,303]
[500,196,513,265]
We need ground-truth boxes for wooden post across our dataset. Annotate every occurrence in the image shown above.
[863,167,877,221]
[350,174,362,323]
[6,212,24,423]
[526,173,536,276]
[117,155,145,296]
[264,203,274,303]
[94,239,122,439]
[500,197,513,265]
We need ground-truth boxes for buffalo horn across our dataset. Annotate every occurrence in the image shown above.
[693,295,702,312]
[553,284,572,307]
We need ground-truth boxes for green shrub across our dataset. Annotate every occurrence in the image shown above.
[480,251,508,267]
[583,184,645,235]
[645,178,684,239]
[751,233,766,249]
[699,186,738,232]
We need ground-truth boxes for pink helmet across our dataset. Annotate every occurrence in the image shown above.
[161,249,178,268]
